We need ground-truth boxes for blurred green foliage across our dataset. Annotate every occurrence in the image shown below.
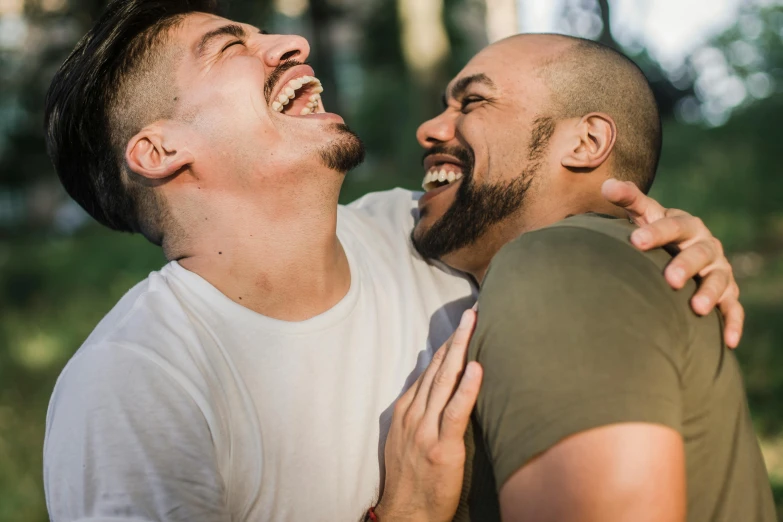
[0,0,782,521]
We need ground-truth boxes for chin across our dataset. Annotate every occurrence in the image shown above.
[319,124,365,172]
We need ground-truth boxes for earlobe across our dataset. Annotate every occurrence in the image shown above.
[561,113,616,170]
[126,125,194,181]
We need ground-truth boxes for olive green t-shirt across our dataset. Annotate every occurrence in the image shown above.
[454,214,775,522]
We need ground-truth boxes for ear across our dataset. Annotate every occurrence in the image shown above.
[126,123,194,180]
[560,113,617,170]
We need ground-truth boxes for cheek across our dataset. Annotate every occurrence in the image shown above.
[454,116,485,160]
[482,124,535,181]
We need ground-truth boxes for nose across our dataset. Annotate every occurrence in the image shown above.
[261,34,310,67]
[416,110,456,149]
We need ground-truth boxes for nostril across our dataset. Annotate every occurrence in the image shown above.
[280,50,299,61]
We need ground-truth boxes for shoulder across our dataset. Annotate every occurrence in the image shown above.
[493,214,638,267]
[53,263,213,417]
[485,215,673,300]
[84,263,192,346]
[475,215,687,360]
[48,340,205,424]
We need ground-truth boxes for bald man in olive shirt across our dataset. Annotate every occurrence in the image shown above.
[411,34,775,522]
[458,214,775,521]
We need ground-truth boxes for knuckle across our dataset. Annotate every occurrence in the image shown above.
[668,219,682,237]
[425,445,444,465]
[443,403,463,425]
[694,241,713,260]
[712,237,725,255]
[721,282,740,302]
[433,369,455,388]
[700,283,720,301]
[449,334,467,351]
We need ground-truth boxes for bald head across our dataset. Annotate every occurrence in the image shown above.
[495,34,662,193]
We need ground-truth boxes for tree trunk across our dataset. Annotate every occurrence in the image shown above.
[597,0,617,49]
[485,0,518,43]
[397,0,450,86]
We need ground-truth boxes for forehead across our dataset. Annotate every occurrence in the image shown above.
[174,12,252,48]
[446,42,539,100]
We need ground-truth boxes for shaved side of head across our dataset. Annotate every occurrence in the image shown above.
[507,34,662,193]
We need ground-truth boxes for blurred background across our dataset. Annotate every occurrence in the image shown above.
[0,0,782,519]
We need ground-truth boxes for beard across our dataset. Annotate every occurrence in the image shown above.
[412,117,555,261]
[319,123,366,173]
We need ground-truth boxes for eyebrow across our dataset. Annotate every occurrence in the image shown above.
[196,24,254,58]
[442,73,496,106]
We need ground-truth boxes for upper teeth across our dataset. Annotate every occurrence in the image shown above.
[271,75,325,115]
[422,168,463,191]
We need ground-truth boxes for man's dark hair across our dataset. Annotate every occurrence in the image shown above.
[45,0,219,245]
[536,36,662,194]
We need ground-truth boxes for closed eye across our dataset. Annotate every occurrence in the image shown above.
[221,40,244,52]
[461,95,485,111]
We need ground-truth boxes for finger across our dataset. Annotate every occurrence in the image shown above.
[407,333,454,419]
[602,179,665,224]
[664,240,718,289]
[631,214,708,251]
[424,310,477,422]
[395,364,427,413]
[440,362,483,441]
[663,208,689,218]
[689,269,730,315]
[720,295,745,349]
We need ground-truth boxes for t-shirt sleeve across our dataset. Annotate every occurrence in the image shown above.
[44,344,230,522]
[470,225,687,490]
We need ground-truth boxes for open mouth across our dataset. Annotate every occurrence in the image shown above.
[422,158,465,192]
[271,74,325,116]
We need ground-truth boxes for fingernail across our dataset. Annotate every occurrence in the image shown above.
[472,302,479,311]
[694,296,710,312]
[460,310,472,327]
[465,362,478,379]
[633,230,651,247]
[670,266,686,283]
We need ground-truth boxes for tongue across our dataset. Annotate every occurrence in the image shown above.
[283,86,315,115]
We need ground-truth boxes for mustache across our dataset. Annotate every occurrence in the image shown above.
[264,60,307,104]
[421,143,474,170]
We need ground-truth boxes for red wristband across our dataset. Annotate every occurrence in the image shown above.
[367,507,378,521]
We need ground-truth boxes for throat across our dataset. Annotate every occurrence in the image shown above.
[177,225,351,321]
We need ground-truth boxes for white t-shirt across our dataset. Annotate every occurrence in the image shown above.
[44,189,476,522]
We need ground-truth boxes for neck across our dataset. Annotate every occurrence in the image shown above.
[170,179,350,322]
[467,182,625,284]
